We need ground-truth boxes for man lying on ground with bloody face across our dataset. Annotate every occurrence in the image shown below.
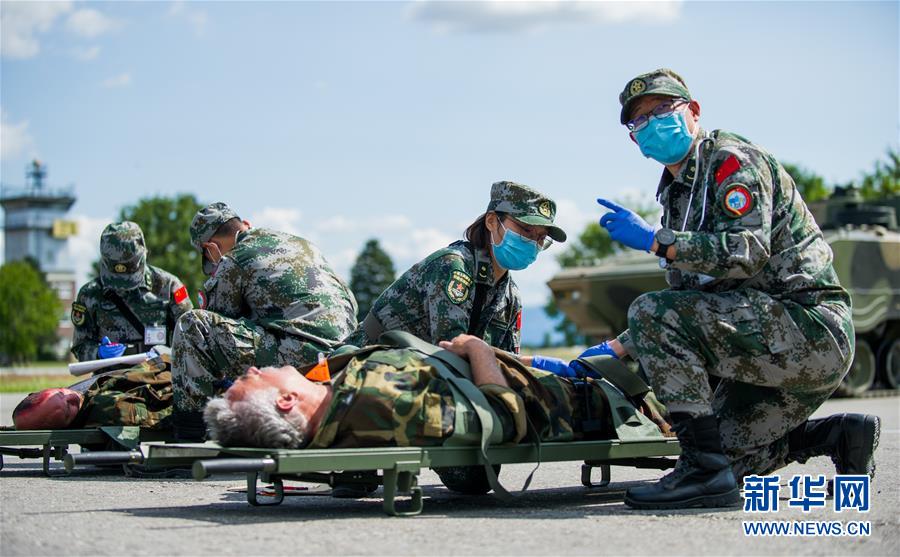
[11,351,173,431]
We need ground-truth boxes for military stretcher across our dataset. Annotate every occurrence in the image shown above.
[63,436,681,516]
[61,340,681,514]
[0,427,171,476]
[11,333,682,514]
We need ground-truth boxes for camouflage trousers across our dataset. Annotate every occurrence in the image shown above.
[172,310,323,412]
[628,288,853,478]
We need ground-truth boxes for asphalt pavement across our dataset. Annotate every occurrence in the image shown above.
[0,393,897,556]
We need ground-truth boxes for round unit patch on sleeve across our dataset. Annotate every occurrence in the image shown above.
[723,185,753,217]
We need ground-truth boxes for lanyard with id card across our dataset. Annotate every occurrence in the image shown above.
[145,325,167,347]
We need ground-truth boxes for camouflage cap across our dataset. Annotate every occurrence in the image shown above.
[619,68,691,125]
[99,221,147,290]
[486,181,566,242]
[190,202,240,275]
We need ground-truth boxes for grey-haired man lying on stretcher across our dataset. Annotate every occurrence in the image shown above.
[204,334,670,450]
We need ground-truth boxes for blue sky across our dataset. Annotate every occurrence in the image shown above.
[2,1,898,320]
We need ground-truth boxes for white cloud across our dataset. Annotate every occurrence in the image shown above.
[101,72,132,88]
[71,45,101,61]
[409,227,456,258]
[316,215,356,233]
[167,1,208,36]
[249,205,460,283]
[247,203,602,305]
[0,110,36,160]
[65,8,121,38]
[248,207,304,237]
[407,0,683,34]
[553,197,596,240]
[0,1,73,59]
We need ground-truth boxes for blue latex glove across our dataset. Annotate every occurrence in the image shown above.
[531,355,577,378]
[578,341,619,360]
[597,198,655,252]
[97,336,126,359]
[568,360,602,380]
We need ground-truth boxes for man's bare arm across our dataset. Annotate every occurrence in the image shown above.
[438,334,509,388]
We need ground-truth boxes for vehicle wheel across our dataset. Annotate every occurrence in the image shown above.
[877,335,900,389]
[435,465,500,495]
[834,338,876,397]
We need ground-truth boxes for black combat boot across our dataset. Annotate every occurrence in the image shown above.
[625,413,739,510]
[787,413,881,478]
[331,471,379,499]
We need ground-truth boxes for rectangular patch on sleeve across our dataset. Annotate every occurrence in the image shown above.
[516,310,522,331]
[173,285,188,304]
[715,154,741,185]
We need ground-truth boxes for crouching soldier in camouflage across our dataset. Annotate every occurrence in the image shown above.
[579,68,880,509]
[71,222,193,362]
[171,202,358,440]
[13,349,173,431]
[204,334,668,495]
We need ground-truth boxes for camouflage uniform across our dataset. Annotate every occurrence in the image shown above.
[70,222,193,361]
[344,241,523,352]
[309,347,642,449]
[70,350,173,429]
[344,181,566,354]
[173,203,358,412]
[616,70,854,478]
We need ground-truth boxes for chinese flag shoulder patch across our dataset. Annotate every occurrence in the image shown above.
[173,285,188,304]
[516,310,522,331]
[715,154,741,185]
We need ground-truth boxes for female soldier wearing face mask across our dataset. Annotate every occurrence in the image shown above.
[344,180,566,355]
[341,181,567,497]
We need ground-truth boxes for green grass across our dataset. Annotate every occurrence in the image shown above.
[0,374,75,393]
[518,346,583,361]
[23,361,69,368]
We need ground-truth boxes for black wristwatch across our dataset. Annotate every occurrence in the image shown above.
[654,228,676,259]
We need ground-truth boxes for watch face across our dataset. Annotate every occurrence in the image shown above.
[656,228,676,245]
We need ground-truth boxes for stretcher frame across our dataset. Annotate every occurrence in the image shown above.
[64,437,681,516]
[0,428,171,476]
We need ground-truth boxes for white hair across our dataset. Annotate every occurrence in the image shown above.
[204,387,309,449]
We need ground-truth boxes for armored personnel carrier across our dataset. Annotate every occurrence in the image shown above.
[548,188,900,396]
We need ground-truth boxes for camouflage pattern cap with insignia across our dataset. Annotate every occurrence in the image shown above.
[619,68,692,124]
[190,202,240,275]
[99,221,147,291]
[486,181,567,242]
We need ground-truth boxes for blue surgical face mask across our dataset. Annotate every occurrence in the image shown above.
[492,221,540,271]
[633,109,695,165]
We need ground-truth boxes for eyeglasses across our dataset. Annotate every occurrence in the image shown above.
[502,218,554,251]
[625,98,689,132]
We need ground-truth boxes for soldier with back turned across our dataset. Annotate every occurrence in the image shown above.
[170,202,358,440]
